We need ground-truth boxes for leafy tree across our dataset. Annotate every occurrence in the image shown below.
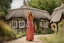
[61,0,64,2]
[0,0,12,20]
[0,8,5,19]
[27,0,61,14]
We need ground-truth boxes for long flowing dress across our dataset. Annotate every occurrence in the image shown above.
[26,19,34,41]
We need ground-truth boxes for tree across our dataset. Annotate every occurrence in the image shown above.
[27,0,61,14]
[0,0,12,20]
[0,8,5,19]
[61,0,64,2]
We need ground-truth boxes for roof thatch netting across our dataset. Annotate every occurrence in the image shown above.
[6,0,51,20]
[51,3,64,22]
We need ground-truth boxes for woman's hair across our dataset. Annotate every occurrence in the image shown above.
[27,11,34,20]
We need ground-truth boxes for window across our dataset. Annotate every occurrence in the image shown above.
[12,20,17,28]
[40,22,43,27]
[18,20,25,28]
[42,21,49,28]
[40,20,49,28]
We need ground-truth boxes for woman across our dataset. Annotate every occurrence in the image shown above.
[26,11,35,41]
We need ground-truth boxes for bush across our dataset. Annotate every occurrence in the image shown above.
[34,18,54,34]
[0,20,22,38]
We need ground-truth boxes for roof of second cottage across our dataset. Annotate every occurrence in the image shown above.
[51,2,64,23]
[6,0,51,20]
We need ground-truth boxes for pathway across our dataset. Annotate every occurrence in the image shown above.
[3,35,43,43]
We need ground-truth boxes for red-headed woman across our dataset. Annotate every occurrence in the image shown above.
[26,11,35,41]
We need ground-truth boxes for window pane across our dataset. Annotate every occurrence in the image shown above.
[43,22,48,28]
[12,20,17,28]
[19,21,25,28]
[40,22,43,27]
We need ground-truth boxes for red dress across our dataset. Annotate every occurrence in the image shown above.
[26,19,35,41]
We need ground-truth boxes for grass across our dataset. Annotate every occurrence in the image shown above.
[39,34,55,43]
[39,19,64,43]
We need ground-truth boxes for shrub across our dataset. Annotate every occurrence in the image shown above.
[0,20,22,38]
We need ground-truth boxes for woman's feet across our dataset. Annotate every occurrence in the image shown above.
[26,40,33,41]
[29,40,33,41]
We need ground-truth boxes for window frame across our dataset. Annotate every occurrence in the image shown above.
[11,20,18,28]
[18,20,25,28]
[40,20,49,28]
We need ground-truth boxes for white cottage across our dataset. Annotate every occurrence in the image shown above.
[6,0,51,31]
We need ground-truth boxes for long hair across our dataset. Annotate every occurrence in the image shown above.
[27,11,34,20]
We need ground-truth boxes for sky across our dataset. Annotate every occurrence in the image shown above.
[11,0,23,9]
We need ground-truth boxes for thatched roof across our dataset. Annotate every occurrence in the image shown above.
[6,0,50,20]
[51,3,64,22]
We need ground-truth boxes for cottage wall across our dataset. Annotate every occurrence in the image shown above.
[6,17,26,32]
[40,19,50,31]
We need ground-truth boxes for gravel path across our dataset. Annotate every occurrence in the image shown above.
[3,35,43,43]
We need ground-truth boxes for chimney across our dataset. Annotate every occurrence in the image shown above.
[23,0,26,6]
[61,0,64,7]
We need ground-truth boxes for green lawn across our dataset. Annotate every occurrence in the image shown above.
[39,19,64,43]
